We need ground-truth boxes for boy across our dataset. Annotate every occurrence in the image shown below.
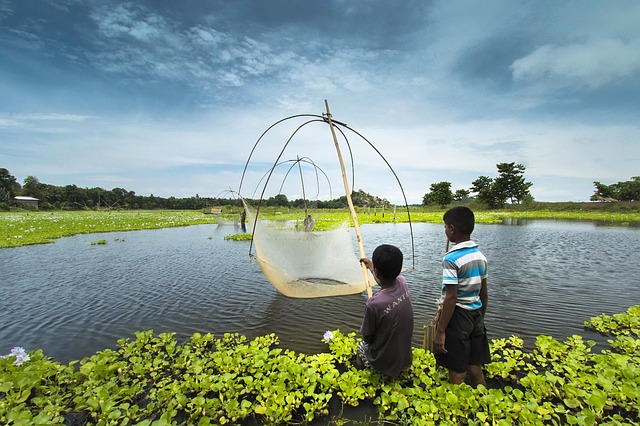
[357,244,414,377]
[434,206,489,387]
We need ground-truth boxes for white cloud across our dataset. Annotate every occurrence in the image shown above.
[511,38,640,88]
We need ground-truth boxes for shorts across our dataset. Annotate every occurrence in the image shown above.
[435,306,490,373]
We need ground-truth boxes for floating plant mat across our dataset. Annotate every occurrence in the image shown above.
[244,202,370,298]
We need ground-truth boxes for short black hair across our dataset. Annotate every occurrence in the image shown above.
[443,206,475,235]
[372,244,403,280]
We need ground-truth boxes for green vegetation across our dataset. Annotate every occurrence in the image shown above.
[424,162,534,208]
[2,306,639,425]
[224,233,253,241]
[2,206,640,249]
[0,211,218,249]
[591,176,640,202]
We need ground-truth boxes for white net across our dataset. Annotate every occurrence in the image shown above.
[244,202,370,298]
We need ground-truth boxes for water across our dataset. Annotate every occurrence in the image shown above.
[1,220,639,364]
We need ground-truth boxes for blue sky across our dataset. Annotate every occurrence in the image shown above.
[1,0,639,204]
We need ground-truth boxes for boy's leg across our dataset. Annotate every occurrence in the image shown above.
[435,307,472,383]
[468,364,486,387]
[448,369,467,384]
[468,310,490,387]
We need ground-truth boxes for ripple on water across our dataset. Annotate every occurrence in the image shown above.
[1,222,639,363]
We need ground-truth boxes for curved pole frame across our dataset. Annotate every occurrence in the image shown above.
[238,107,415,274]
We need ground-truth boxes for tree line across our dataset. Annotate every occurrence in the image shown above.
[422,162,640,208]
[2,166,637,211]
[590,176,640,202]
[0,169,390,211]
[422,162,534,208]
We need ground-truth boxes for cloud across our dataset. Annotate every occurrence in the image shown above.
[511,38,640,89]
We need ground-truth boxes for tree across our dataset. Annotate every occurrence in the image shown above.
[267,194,289,207]
[470,163,533,208]
[494,162,532,204]
[470,176,500,208]
[453,189,470,202]
[590,181,617,201]
[0,168,21,201]
[423,181,453,207]
[23,175,44,200]
[591,177,640,201]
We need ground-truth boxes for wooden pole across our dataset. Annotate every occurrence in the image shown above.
[324,100,373,298]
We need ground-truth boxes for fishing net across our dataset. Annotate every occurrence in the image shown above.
[236,103,414,299]
[243,201,370,298]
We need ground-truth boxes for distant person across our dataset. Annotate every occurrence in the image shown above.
[356,244,414,378]
[434,206,489,387]
[240,210,247,232]
[303,214,315,232]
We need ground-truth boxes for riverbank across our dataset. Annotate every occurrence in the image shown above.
[1,306,638,425]
[2,205,640,248]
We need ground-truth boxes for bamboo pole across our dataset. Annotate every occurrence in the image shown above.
[324,100,373,298]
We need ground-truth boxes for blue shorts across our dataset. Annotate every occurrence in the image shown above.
[435,306,490,373]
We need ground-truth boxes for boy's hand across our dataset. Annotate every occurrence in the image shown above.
[359,257,373,271]
[434,330,448,353]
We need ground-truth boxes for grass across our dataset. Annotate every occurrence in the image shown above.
[0,210,218,249]
[1,204,639,249]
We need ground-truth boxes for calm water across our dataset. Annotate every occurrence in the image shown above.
[1,220,639,363]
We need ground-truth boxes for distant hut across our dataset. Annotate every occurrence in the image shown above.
[14,196,39,209]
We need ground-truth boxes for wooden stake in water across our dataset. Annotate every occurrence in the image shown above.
[324,100,373,298]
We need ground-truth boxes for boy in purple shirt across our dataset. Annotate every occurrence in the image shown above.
[356,244,414,377]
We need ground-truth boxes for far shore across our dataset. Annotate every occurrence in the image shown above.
[1,203,639,249]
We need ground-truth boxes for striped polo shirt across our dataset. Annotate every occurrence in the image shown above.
[441,240,488,310]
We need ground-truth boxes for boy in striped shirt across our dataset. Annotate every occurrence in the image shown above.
[434,206,490,387]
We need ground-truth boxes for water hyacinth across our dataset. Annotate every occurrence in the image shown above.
[322,330,334,342]
[3,346,30,366]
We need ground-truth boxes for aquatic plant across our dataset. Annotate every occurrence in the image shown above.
[2,207,639,249]
[1,306,639,425]
[223,233,253,241]
[0,210,219,249]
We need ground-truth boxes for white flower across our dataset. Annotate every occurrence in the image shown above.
[8,346,30,366]
[322,330,334,342]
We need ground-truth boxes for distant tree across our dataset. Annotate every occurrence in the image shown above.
[0,168,21,201]
[350,189,391,208]
[453,189,470,202]
[471,163,533,208]
[591,177,640,201]
[619,177,640,201]
[267,193,289,207]
[470,175,500,208]
[494,162,533,204]
[590,182,617,201]
[22,175,45,200]
[423,181,453,207]
[63,185,87,209]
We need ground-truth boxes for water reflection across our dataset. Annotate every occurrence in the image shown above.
[500,217,533,226]
[1,220,639,363]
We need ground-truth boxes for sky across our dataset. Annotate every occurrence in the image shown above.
[1,0,639,205]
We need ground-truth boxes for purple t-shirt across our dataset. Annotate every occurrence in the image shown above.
[360,275,414,377]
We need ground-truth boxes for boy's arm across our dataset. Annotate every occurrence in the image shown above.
[479,278,488,316]
[361,304,376,345]
[359,257,373,272]
[435,284,457,353]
